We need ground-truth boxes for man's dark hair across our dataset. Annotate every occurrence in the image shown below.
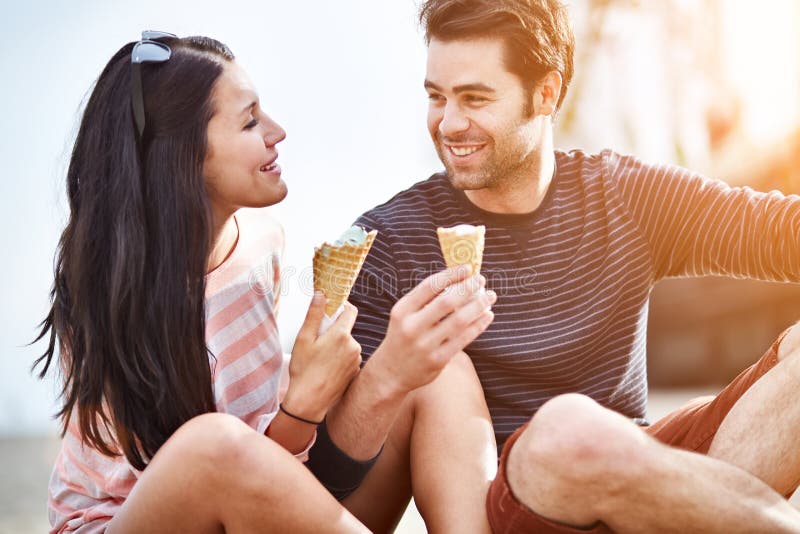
[420,0,575,115]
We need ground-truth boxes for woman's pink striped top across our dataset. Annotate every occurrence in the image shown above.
[47,209,306,533]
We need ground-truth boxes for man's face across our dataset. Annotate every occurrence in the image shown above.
[425,37,539,191]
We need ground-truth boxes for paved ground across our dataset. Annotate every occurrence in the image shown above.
[0,435,60,534]
[2,389,794,533]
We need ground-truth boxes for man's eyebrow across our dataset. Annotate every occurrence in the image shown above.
[424,80,496,94]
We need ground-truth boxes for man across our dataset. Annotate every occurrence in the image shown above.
[314,0,800,532]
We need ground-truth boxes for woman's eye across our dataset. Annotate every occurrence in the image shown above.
[245,118,259,129]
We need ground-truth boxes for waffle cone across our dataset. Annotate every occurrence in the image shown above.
[313,230,377,316]
[437,225,485,275]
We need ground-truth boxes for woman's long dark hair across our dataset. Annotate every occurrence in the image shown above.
[33,35,235,470]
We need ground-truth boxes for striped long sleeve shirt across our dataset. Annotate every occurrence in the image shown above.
[47,209,306,533]
[349,149,800,452]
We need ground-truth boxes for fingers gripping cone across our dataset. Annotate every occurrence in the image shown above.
[437,225,486,275]
[313,230,377,317]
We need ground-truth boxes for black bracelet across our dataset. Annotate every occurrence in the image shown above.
[279,403,323,426]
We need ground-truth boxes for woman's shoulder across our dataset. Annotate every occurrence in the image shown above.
[236,208,284,252]
[206,209,283,295]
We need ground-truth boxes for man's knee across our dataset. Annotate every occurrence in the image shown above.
[518,394,650,486]
[414,351,485,410]
[434,351,480,386]
[503,394,653,524]
[450,350,478,373]
[778,321,800,362]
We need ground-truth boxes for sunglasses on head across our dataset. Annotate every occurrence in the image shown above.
[131,30,177,140]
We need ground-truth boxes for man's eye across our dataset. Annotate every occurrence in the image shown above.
[427,93,444,102]
[465,95,487,103]
[245,118,259,129]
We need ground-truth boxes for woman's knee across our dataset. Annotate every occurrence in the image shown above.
[157,412,275,474]
[109,414,279,533]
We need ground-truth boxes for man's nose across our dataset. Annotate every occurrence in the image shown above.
[439,103,470,137]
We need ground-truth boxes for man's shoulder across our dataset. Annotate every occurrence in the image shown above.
[555,148,658,188]
[555,148,619,175]
[355,172,451,230]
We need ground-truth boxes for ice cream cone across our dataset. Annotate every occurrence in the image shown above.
[437,225,485,275]
[313,230,377,316]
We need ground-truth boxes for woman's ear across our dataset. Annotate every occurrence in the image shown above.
[533,70,563,117]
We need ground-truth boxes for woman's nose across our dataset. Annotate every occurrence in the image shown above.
[263,116,286,146]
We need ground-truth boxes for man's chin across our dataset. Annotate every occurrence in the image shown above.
[445,169,488,191]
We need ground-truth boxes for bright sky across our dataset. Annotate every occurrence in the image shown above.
[1,0,797,436]
[721,0,800,145]
[0,0,436,436]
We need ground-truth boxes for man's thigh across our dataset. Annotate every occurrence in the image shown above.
[646,329,786,454]
[485,329,793,534]
[341,351,495,533]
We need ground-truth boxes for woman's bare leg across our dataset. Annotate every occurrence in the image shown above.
[107,413,368,534]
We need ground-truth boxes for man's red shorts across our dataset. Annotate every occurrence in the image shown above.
[486,330,792,533]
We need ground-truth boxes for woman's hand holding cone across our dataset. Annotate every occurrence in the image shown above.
[283,293,362,423]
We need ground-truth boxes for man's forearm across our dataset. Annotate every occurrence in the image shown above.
[323,266,492,461]
[324,355,408,461]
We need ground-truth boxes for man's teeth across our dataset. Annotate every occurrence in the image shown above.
[261,163,277,172]
[450,146,481,156]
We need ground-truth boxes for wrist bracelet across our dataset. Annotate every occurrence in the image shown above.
[279,403,323,426]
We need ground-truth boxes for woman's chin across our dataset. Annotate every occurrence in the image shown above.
[262,182,288,207]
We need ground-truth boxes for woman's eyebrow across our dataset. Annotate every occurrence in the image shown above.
[239,101,257,115]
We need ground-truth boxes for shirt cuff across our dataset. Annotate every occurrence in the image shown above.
[305,420,382,501]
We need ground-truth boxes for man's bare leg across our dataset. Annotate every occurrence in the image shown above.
[778,324,800,361]
[410,352,496,534]
[506,394,800,533]
[342,352,496,533]
[709,322,800,494]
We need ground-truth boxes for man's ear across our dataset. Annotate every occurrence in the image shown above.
[532,70,563,117]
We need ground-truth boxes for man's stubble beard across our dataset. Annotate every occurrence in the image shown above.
[436,137,539,194]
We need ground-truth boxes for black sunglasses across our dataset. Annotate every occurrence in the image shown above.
[131,30,177,139]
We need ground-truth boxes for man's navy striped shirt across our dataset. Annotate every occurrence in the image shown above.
[349,149,800,452]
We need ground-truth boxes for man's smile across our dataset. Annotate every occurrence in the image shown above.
[447,144,486,156]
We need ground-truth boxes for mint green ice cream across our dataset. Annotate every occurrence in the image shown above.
[333,225,369,246]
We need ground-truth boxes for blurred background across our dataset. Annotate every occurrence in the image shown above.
[560,0,800,388]
[1,0,798,532]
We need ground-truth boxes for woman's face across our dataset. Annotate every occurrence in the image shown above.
[204,61,287,220]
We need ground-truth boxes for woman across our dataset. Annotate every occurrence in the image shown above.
[35,32,372,533]
[36,31,498,533]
